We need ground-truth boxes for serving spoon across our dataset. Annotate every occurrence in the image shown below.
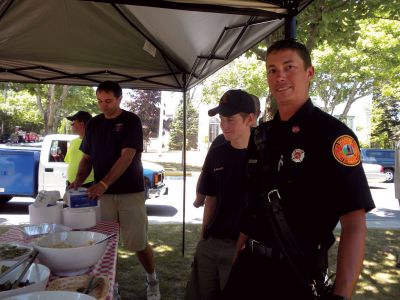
[95,233,116,245]
[11,250,39,289]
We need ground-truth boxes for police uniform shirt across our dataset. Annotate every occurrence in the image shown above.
[241,99,375,251]
[198,142,248,240]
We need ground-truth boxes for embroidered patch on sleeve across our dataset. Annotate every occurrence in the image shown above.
[332,135,361,166]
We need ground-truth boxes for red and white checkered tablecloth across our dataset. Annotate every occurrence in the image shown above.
[0,221,119,300]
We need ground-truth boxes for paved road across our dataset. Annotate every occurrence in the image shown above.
[366,182,400,228]
[1,176,399,229]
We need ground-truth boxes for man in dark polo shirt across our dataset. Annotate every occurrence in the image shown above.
[71,81,160,300]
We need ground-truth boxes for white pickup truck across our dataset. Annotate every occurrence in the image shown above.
[0,134,167,203]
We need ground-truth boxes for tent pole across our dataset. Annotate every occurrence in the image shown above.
[182,77,187,257]
[284,0,297,39]
[284,15,296,39]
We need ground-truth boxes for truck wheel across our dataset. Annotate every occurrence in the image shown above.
[0,196,12,204]
[384,168,394,183]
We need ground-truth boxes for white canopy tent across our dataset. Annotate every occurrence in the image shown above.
[0,0,313,90]
[0,0,314,253]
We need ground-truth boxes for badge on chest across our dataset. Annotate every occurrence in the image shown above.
[291,148,305,163]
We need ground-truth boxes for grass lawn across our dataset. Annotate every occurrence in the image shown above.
[118,225,400,300]
[1,225,399,299]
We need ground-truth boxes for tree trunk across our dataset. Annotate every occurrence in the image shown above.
[35,84,70,134]
[339,83,362,120]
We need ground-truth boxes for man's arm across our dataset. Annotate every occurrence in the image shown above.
[193,172,206,208]
[70,153,92,189]
[87,148,136,198]
[333,209,366,298]
[200,196,217,239]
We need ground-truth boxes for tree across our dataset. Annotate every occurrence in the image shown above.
[0,83,97,135]
[311,17,400,124]
[201,54,267,105]
[0,88,43,136]
[33,84,98,134]
[370,95,400,148]
[168,101,198,150]
[248,1,400,120]
[125,90,161,143]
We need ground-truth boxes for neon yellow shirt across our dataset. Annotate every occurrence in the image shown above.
[64,137,94,184]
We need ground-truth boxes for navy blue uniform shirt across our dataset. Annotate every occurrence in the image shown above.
[241,99,375,253]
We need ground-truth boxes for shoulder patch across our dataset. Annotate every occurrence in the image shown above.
[332,135,361,166]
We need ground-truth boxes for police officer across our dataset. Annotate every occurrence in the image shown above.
[222,39,375,300]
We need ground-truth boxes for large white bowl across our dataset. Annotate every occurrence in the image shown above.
[33,231,108,276]
[3,291,96,300]
[0,260,50,299]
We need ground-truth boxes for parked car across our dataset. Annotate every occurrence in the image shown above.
[361,148,395,182]
[362,162,386,184]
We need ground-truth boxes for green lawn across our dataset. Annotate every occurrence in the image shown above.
[115,225,400,300]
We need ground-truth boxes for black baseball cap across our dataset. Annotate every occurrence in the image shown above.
[66,111,92,124]
[208,89,255,117]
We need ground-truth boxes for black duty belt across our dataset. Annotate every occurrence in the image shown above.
[246,238,283,259]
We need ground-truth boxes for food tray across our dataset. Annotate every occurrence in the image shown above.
[19,223,72,238]
[47,275,109,300]
[0,243,33,260]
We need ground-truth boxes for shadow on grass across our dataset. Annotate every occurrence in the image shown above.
[328,229,400,300]
[118,226,400,300]
[146,204,178,217]
[354,229,400,299]
[117,224,200,300]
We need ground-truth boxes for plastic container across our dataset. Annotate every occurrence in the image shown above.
[62,208,96,230]
[28,203,62,225]
[65,189,97,209]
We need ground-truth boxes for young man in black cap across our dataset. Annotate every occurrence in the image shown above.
[193,94,261,208]
[185,89,256,300]
[65,111,94,187]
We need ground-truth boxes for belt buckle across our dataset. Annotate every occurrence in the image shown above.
[267,189,281,203]
[249,239,259,252]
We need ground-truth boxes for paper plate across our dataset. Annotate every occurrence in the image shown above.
[46,275,109,300]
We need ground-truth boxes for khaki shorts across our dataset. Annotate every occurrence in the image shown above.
[100,192,148,251]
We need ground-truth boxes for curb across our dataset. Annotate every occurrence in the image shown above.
[165,171,192,176]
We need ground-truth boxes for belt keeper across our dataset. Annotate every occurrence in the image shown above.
[99,180,108,189]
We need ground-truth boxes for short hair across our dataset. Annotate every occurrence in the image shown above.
[266,39,312,69]
[96,81,122,98]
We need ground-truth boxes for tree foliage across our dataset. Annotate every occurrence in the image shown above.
[168,101,198,150]
[0,83,97,136]
[370,95,400,148]
[201,55,267,105]
[0,89,42,138]
[246,0,400,123]
[125,90,161,142]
